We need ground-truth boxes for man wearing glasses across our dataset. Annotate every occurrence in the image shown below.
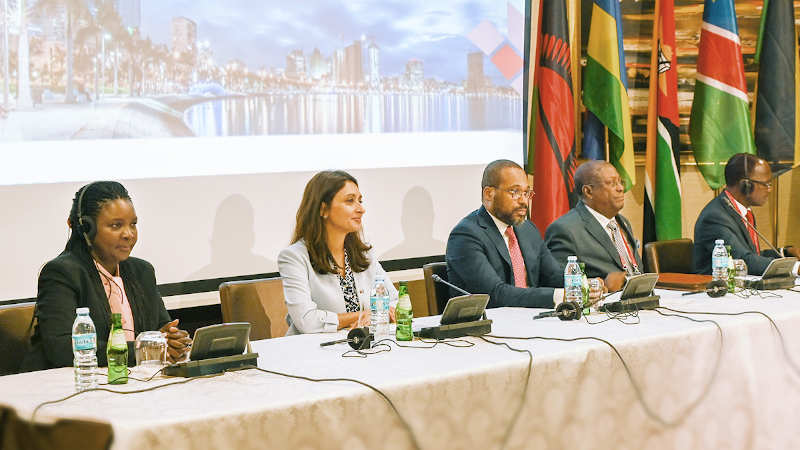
[446,159,571,308]
[545,161,641,292]
[693,153,798,275]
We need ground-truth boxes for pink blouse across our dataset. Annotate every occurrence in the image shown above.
[94,260,136,341]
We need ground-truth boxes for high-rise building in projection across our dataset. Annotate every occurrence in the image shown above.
[467,52,484,92]
[332,48,344,84]
[344,40,363,85]
[171,17,197,57]
[309,48,328,80]
[405,59,423,90]
[114,0,141,30]
[286,49,306,79]
[368,42,380,89]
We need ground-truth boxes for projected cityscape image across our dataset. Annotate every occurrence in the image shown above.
[0,0,523,141]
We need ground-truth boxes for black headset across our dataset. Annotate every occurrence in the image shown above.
[555,300,583,321]
[738,155,754,196]
[77,182,100,248]
[705,280,728,298]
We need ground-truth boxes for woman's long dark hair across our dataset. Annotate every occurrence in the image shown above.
[66,181,155,328]
[292,171,372,274]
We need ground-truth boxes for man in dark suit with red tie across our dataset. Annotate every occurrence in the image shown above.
[446,160,602,309]
[693,153,798,275]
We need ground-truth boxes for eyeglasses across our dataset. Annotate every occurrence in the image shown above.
[587,178,624,189]
[494,187,534,200]
[747,178,772,189]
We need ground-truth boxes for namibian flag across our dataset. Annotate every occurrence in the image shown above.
[528,0,577,236]
[644,0,682,246]
[754,0,800,175]
[583,0,635,192]
[689,0,755,189]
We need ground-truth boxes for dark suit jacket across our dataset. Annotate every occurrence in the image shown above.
[21,251,172,371]
[693,192,779,275]
[446,206,564,309]
[544,201,642,278]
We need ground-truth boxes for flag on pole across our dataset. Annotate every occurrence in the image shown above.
[689,0,755,189]
[528,0,577,237]
[753,0,800,175]
[644,0,682,246]
[583,0,635,191]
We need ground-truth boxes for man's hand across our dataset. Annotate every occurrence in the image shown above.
[604,272,627,292]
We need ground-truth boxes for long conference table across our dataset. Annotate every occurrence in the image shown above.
[3,286,800,449]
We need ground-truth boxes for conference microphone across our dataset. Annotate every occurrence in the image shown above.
[431,274,488,320]
[721,196,784,257]
[319,327,373,350]
[431,274,471,296]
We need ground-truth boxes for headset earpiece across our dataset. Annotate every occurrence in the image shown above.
[739,178,753,196]
[77,182,99,248]
[705,280,728,298]
[555,301,583,321]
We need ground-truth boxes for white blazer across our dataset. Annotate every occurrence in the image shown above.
[278,239,398,335]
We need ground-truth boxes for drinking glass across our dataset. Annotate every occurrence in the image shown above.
[733,259,748,289]
[134,331,167,375]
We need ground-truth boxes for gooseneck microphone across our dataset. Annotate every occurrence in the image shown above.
[431,274,487,320]
[431,274,470,296]
[721,195,784,257]
[319,327,373,350]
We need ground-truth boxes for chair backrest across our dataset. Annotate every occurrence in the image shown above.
[0,302,36,376]
[644,238,694,274]
[422,262,449,316]
[218,277,288,341]
[392,279,430,318]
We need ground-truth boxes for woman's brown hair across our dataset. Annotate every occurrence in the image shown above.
[291,170,372,274]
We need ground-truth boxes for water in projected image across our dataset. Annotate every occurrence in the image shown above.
[183,93,521,136]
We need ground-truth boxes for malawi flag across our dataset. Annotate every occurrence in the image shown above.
[528,0,577,237]
[644,0,682,246]
[753,0,800,175]
[583,0,635,192]
[689,0,755,189]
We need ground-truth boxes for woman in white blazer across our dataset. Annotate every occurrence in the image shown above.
[278,170,398,335]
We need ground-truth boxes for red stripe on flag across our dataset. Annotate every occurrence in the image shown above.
[696,28,747,92]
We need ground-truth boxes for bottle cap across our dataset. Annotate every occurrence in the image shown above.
[715,239,724,245]
[567,255,577,261]
[76,307,90,315]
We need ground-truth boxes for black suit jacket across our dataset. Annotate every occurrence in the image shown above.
[693,192,779,275]
[446,206,564,309]
[22,251,171,371]
[545,201,642,278]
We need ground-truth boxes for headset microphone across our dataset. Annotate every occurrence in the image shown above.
[319,327,373,350]
[533,301,583,321]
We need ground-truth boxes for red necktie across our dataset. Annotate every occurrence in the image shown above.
[505,227,528,288]
[745,210,760,253]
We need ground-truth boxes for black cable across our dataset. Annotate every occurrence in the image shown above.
[485,322,723,428]
[657,306,800,379]
[31,369,223,421]
[340,337,476,357]
[229,365,422,450]
[583,309,640,325]
[474,335,533,450]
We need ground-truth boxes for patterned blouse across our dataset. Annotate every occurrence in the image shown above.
[337,251,361,312]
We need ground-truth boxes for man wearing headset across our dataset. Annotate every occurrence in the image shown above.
[693,153,798,275]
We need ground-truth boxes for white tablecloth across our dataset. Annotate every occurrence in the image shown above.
[3,288,800,449]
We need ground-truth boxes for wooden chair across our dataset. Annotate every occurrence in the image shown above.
[219,277,288,341]
[643,238,695,273]
[0,302,36,376]
[422,262,449,316]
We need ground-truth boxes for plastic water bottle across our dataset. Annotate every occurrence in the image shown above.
[370,276,391,340]
[711,239,728,282]
[72,307,97,392]
[564,256,583,304]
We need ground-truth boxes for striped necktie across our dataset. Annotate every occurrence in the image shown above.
[607,220,638,276]
[505,226,528,288]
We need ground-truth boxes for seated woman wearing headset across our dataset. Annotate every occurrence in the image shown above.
[22,181,191,371]
[278,170,398,335]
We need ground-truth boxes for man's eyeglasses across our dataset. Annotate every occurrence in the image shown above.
[747,178,772,189]
[587,178,624,189]
[494,187,534,200]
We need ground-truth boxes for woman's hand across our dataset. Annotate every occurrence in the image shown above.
[389,306,396,323]
[159,319,192,363]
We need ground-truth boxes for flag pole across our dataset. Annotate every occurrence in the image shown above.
[568,0,580,159]
[645,0,662,211]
